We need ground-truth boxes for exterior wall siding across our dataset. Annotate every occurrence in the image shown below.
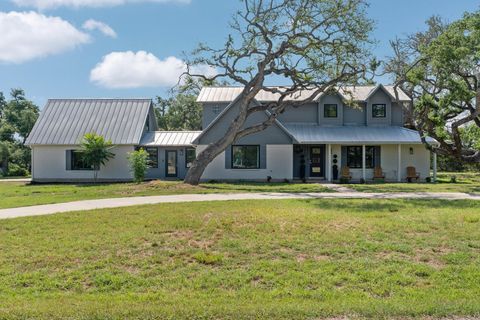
[343,103,366,125]
[202,103,229,129]
[145,146,191,179]
[32,145,134,182]
[198,100,293,145]
[277,103,318,124]
[366,90,392,126]
[318,95,343,126]
[199,144,293,181]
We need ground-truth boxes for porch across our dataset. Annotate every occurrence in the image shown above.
[292,143,437,183]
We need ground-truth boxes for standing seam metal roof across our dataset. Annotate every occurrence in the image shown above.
[282,124,437,144]
[196,85,411,103]
[25,99,152,145]
[139,131,202,146]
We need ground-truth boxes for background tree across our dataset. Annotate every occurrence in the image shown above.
[80,133,115,183]
[127,149,149,183]
[183,0,374,184]
[0,89,39,176]
[154,77,214,131]
[386,12,480,164]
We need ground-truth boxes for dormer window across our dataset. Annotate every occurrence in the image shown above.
[145,115,150,131]
[372,104,386,118]
[324,104,338,118]
[212,105,221,114]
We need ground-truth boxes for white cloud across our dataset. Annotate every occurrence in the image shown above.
[12,0,191,10]
[0,11,90,64]
[90,51,216,89]
[83,19,117,38]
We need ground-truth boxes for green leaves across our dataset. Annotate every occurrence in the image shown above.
[80,133,115,182]
[0,89,39,176]
[127,149,149,183]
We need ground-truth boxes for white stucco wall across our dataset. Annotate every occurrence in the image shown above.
[31,145,134,182]
[199,144,293,181]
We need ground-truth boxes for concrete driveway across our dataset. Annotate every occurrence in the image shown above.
[0,191,479,220]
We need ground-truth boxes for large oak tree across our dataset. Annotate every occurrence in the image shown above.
[386,12,480,164]
[184,0,374,185]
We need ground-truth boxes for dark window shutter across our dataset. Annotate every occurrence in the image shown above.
[341,147,347,167]
[375,146,381,167]
[260,145,266,169]
[66,150,72,170]
[224,145,232,169]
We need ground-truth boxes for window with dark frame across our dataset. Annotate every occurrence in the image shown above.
[186,148,196,168]
[346,146,376,169]
[145,147,158,168]
[231,145,260,169]
[70,150,93,171]
[324,104,338,118]
[372,104,386,118]
[212,105,221,114]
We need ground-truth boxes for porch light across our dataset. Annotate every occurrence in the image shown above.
[409,147,414,155]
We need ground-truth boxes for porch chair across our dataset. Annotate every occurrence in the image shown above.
[406,166,420,182]
[340,166,352,180]
[373,166,385,181]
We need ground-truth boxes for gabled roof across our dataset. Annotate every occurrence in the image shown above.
[197,85,411,103]
[26,99,153,145]
[140,131,201,146]
[283,124,437,145]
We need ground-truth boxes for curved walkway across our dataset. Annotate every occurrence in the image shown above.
[1,192,480,220]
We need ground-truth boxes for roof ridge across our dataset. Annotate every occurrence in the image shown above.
[47,98,153,101]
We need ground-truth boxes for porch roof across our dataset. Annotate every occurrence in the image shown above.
[139,131,201,147]
[283,124,437,145]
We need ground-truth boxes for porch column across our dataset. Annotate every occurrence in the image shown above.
[327,144,332,182]
[433,150,437,182]
[397,144,402,182]
[362,144,366,181]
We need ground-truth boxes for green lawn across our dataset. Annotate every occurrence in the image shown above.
[0,180,332,209]
[349,172,480,194]
[1,199,480,319]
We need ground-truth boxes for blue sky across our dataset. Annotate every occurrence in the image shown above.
[0,0,478,108]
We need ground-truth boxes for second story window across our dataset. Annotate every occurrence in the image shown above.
[212,105,221,115]
[324,104,338,118]
[372,104,386,118]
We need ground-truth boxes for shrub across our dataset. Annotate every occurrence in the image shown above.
[127,149,149,183]
[426,177,432,183]
[339,177,350,184]
[7,163,29,177]
[450,175,457,183]
[80,133,115,183]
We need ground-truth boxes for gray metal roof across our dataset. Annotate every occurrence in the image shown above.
[197,84,411,103]
[26,99,152,145]
[139,131,201,146]
[283,124,436,144]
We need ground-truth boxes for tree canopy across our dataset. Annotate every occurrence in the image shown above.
[183,0,375,184]
[80,133,115,183]
[154,77,208,131]
[386,12,480,163]
[0,89,39,176]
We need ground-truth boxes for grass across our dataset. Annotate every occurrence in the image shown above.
[1,199,480,319]
[0,175,30,180]
[349,172,480,194]
[0,180,332,209]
